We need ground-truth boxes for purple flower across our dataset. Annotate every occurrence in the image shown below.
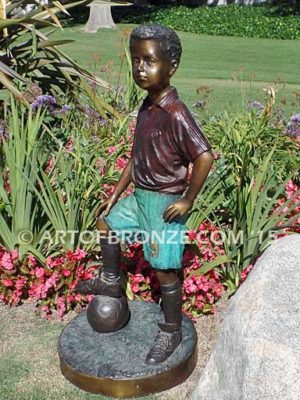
[89,135,100,144]
[247,101,264,113]
[61,105,71,114]
[290,114,300,124]
[81,105,106,128]
[31,95,56,111]
[51,104,72,117]
[285,114,300,138]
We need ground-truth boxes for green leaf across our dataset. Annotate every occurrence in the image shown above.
[189,255,231,277]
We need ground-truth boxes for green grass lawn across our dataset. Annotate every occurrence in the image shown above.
[0,302,158,400]
[52,24,300,115]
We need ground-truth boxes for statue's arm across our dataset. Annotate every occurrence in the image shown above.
[163,151,214,222]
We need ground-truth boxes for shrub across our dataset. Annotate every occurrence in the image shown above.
[203,110,300,183]
[193,100,300,293]
[114,4,300,40]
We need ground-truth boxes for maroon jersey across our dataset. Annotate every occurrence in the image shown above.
[131,87,211,194]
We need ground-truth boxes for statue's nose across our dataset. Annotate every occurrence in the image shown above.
[137,61,145,72]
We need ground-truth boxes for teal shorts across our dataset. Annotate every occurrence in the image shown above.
[104,188,187,270]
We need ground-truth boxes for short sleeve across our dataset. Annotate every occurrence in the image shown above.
[170,103,211,162]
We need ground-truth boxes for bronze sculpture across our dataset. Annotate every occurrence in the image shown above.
[76,23,214,365]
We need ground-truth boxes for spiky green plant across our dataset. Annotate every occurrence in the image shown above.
[0,101,49,261]
[222,150,300,293]
[0,0,116,115]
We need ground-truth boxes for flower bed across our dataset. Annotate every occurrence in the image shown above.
[0,220,227,320]
[1,98,300,320]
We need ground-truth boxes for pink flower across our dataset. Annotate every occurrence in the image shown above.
[45,273,59,290]
[11,250,19,261]
[206,293,214,303]
[56,296,66,306]
[1,252,14,270]
[131,274,144,284]
[202,248,214,261]
[184,278,198,294]
[15,277,26,290]
[241,264,254,282]
[62,269,71,277]
[116,157,127,171]
[2,278,13,287]
[28,254,37,267]
[188,230,198,241]
[46,256,65,268]
[86,294,94,303]
[35,267,45,279]
[196,301,204,310]
[108,146,116,154]
[73,248,87,261]
[131,284,140,293]
[74,294,82,301]
[67,294,74,302]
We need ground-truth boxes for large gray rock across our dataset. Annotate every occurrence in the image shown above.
[190,235,300,400]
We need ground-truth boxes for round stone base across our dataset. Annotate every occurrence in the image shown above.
[58,300,197,398]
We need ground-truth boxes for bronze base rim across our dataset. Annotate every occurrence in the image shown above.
[59,343,197,398]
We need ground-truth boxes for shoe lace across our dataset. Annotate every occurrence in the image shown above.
[153,331,171,351]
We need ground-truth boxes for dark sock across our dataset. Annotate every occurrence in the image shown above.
[99,234,121,282]
[160,278,182,328]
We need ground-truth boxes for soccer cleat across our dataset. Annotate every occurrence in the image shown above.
[75,273,122,298]
[145,322,182,365]
[76,235,122,297]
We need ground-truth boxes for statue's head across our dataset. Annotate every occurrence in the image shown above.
[129,24,182,92]
[129,24,182,65]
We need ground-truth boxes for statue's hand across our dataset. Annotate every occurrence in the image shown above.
[95,195,118,219]
[163,196,193,223]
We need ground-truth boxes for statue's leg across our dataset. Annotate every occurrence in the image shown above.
[146,270,182,365]
[76,219,122,297]
[133,188,185,364]
[76,193,139,297]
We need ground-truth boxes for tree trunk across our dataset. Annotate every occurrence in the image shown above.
[84,4,116,33]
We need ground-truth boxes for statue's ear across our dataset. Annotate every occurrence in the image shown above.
[169,59,178,76]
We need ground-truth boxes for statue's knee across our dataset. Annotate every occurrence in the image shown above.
[156,270,178,285]
[96,218,110,234]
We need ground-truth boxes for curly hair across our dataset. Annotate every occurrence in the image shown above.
[129,24,182,64]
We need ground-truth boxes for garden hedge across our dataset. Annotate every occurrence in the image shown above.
[112,5,300,40]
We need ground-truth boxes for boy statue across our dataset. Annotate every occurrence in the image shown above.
[76,24,214,365]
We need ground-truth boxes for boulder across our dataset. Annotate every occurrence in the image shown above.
[190,234,300,400]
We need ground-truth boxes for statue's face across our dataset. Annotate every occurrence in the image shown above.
[130,39,175,94]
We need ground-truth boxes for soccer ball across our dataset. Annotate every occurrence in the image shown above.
[87,295,131,333]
